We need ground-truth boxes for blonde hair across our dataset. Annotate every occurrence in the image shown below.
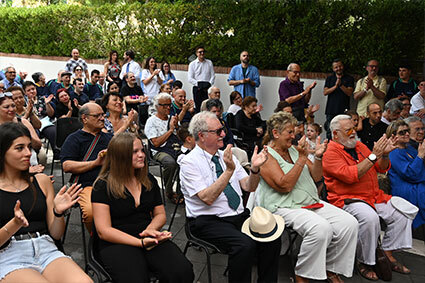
[94,132,151,199]
[263,111,297,145]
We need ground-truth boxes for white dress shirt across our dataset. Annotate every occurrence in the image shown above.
[119,60,141,80]
[141,69,161,102]
[179,145,247,218]
[187,58,215,86]
[410,92,425,122]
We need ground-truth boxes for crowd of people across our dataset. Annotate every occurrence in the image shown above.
[0,46,424,283]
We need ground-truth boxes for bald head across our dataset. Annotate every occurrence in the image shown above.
[80,103,105,132]
[71,49,80,60]
[208,86,221,99]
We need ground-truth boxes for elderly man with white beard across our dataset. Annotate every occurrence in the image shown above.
[322,114,417,281]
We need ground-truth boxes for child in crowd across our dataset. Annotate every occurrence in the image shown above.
[306,123,322,162]
[345,110,363,131]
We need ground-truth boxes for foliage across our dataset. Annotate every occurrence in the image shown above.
[0,0,423,75]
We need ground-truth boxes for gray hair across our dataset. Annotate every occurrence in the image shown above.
[189,111,218,141]
[79,104,90,123]
[206,99,223,111]
[404,115,422,125]
[208,86,219,95]
[153,92,172,108]
[287,63,298,71]
[384,99,403,112]
[330,114,352,138]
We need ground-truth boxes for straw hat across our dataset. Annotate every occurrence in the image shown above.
[241,206,285,242]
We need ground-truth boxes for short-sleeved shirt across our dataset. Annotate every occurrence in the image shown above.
[120,84,144,112]
[324,73,354,115]
[355,76,387,117]
[410,92,425,123]
[83,82,103,101]
[145,115,170,155]
[60,130,113,187]
[65,58,88,73]
[141,69,161,102]
[386,78,418,101]
[179,145,248,218]
[278,78,305,109]
[357,118,388,150]
[91,175,162,241]
[170,101,193,124]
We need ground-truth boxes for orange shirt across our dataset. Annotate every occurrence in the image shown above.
[323,140,391,208]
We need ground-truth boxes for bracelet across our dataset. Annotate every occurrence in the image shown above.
[53,207,64,217]
[314,155,322,161]
[141,238,145,249]
[250,168,260,174]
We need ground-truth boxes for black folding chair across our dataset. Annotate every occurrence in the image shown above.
[144,140,166,205]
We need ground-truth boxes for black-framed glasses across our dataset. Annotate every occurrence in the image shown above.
[397,129,410,136]
[158,103,171,107]
[198,50,205,54]
[86,113,105,119]
[203,126,225,135]
[0,92,13,98]
[414,127,425,132]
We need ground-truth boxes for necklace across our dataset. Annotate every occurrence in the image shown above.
[1,180,25,193]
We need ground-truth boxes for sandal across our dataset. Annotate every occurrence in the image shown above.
[390,260,410,274]
[326,272,344,283]
[356,262,378,281]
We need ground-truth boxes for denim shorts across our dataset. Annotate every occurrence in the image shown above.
[0,234,70,280]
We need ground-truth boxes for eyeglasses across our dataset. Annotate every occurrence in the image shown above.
[6,71,16,74]
[336,127,355,136]
[414,127,425,132]
[397,129,410,136]
[75,68,83,71]
[0,92,13,98]
[403,103,411,107]
[367,65,378,68]
[198,51,205,54]
[158,103,171,107]
[86,113,105,119]
[203,126,225,136]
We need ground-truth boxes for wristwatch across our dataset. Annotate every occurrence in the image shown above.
[367,153,377,163]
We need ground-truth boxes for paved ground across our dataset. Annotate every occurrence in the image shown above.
[47,161,425,283]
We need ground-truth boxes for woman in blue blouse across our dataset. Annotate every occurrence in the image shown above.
[159,61,176,87]
[387,120,425,229]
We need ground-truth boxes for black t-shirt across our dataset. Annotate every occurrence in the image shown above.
[324,73,354,115]
[91,174,162,240]
[120,84,145,112]
[386,78,418,101]
[357,118,388,150]
[55,101,79,118]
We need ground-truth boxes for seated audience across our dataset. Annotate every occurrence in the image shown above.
[73,78,90,106]
[55,88,79,118]
[51,72,75,101]
[323,114,417,280]
[159,61,176,86]
[176,126,196,156]
[179,111,282,283]
[172,80,183,93]
[121,72,147,112]
[357,103,388,150]
[61,103,113,227]
[410,79,425,122]
[100,92,137,134]
[200,85,220,112]
[381,98,403,125]
[257,111,358,283]
[227,90,243,115]
[32,72,49,98]
[206,99,235,149]
[170,89,195,124]
[386,120,425,230]
[83,69,103,101]
[0,122,92,283]
[8,86,41,130]
[235,96,265,155]
[405,116,425,149]
[400,97,412,119]
[91,132,194,282]
[145,93,181,203]
[159,83,172,94]
[47,70,64,97]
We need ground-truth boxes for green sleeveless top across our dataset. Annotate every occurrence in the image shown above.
[257,146,320,212]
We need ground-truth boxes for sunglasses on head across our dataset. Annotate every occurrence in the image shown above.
[0,92,13,98]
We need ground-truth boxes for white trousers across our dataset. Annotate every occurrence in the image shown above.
[275,201,358,280]
[343,198,413,265]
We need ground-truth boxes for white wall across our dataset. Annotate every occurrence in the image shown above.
[0,55,328,127]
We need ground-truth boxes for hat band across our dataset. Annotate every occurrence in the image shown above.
[249,223,278,239]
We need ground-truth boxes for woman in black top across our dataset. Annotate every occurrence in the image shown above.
[0,122,91,283]
[55,88,79,118]
[91,132,194,283]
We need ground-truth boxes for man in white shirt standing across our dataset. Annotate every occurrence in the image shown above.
[179,111,281,283]
[188,46,215,113]
[120,50,142,86]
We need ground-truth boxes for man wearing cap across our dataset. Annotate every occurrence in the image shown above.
[323,114,417,281]
[179,111,282,283]
[51,71,75,102]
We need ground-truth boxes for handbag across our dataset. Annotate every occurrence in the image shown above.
[374,238,392,281]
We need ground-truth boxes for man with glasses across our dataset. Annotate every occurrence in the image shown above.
[65,48,89,79]
[206,99,235,149]
[145,93,180,203]
[405,116,425,150]
[357,103,388,150]
[410,79,425,123]
[323,114,414,281]
[188,46,216,112]
[278,63,317,122]
[354,59,387,117]
[61,102,112,227]
[179,111,281,283]
[1,67,22,88]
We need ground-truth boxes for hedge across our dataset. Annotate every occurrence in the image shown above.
[0,0,423,75]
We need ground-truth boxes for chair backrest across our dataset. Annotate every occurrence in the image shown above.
[226,113,236,128]
[55,117,83,148]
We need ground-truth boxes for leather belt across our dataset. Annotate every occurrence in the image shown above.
[13,231,47,241]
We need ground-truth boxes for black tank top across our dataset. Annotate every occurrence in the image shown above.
[0,177,48,236]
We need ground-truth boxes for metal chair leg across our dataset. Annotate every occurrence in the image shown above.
[80,208,88,270]
[159,165,166,206]
[62,211,72,244]
[60,162,65,186]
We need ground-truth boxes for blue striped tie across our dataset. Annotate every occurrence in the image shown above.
[211,155,240,210]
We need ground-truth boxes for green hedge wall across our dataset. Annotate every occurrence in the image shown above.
[0,0,423,75]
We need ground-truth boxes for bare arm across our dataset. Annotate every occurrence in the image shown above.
[62,150,106,174]
[21,118,42,150]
